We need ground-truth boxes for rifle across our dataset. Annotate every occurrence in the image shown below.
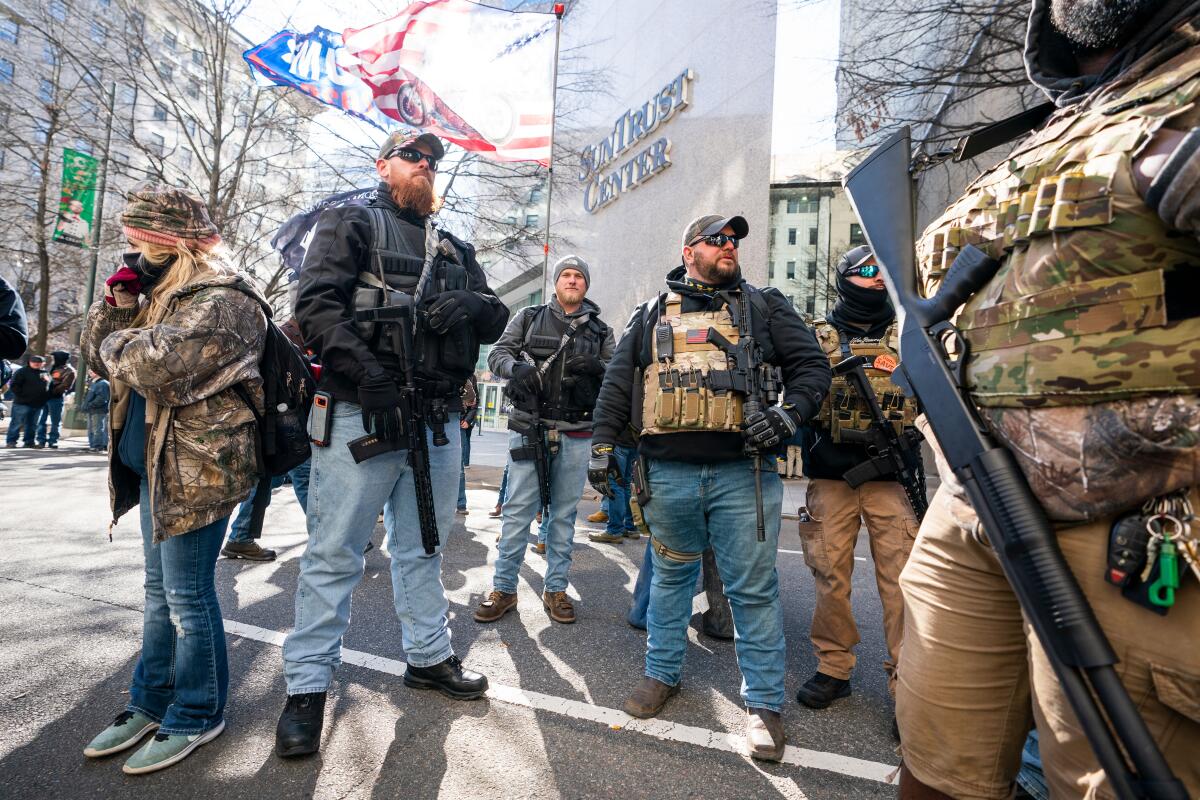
[834,354,928,520]
[509,365,553,521]
[704,290,782,542]
[843,126,1185,800]
[353,295,440,556]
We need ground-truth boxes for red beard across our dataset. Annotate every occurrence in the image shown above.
[390,173,436,217]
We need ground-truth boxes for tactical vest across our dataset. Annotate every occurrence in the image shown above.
[917,47,1200,408]
[640,293,745,436]
[520,305,608,422]
[814,321,915,442]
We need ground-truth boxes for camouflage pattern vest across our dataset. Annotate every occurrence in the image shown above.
[917,45,1200,408]
[640,292,745,436]
[813,321,916,442]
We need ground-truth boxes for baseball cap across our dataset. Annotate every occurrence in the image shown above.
[681,214,749,249]
[836,245,874,275]
[377,127,446,161]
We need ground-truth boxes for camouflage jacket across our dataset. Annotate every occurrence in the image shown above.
[82,274,267,541]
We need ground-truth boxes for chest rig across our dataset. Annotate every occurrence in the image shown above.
[521,306,607,422]
[814,322,915,443]
[917,46,1200,408]
[640,292,745,436]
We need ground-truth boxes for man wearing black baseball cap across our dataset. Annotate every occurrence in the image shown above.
[588,211,831,761]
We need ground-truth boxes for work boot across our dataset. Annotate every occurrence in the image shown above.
[622,676,678,718]
[586,509,608,523]
[746,708,786,762]
[473,590,517,622]
[275,692,326,758]
[795,672,851,709]
[622,529,641,540]
[488,504,502,518]
[588,531,623,544]
[221,540,277,561]
[542,590,576,624]
[403,655,488,700]
[531,542,546,554]
[456,507,469,516]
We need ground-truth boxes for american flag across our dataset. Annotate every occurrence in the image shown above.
[342,1,555,165]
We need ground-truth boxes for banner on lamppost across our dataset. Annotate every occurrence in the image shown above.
[52,148,99,248]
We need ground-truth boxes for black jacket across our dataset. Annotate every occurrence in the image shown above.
[295,184,509,404]
[0,275,27,360]
[10,365,49,406]
[592,265,831,464]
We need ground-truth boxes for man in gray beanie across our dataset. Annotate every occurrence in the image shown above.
[476,255,615,625]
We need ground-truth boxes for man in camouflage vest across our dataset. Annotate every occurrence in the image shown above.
[796,246,919,722]
[895,2,1200,797]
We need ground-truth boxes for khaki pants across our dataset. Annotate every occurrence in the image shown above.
[798,479,916,693]
[786,446,803,478]
[897,485,1200,800]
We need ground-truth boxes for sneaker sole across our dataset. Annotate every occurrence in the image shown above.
[83,721,160,758]
[220,549,276,562]
[795,683,851,709]
[121,720,225,775]
[402,673,488,700]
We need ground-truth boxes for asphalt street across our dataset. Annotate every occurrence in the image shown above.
[0,428,902,799]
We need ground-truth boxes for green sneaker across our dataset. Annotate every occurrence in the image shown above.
[121,721,225,775]
[83,710,160,758]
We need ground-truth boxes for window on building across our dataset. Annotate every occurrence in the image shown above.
[0,58,13,84]
[34,119,49,143]
[809,227,818,246]
[161,65,173,83]
[0,18,17,44]
[525,213,539,227]
[768,228,776,246]
[768,261,774,279]
[786,197,799,214]
[148,132,164,156]
[849,223,865,245]
[179,147,191,169]
[529,186,543,203]
[527,289,542,306]
[79,98,96,118]
[129,10,145,33]
[43,45,57,66]
[806,297,815,315]
[787,228,797,246]
[786,261,796,279]
[39,79,54,103]
[152,102,167,121]
[183,117,196,136]
[164,31,177,51]
[187,81,199,99]
[98,0,110,6]
[90,21,105,45]
[805,261,815,280]
[505,214,516,225]
[118,83,135,105]
[49,0,67,22]
[191,48,203,67]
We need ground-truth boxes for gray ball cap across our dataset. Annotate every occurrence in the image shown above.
[681,214,750,249]
[836,245,874,275]
[377,127,446,161]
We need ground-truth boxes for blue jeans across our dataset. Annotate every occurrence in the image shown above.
[36,396,64,445]
[6,403,40,445]
[129,480,229,734]
[87,412,108,449]
[457,426,471,510]
[605,445,637,534]
[226,459,311,544]
[640,457,785,711]
[628,537,653,629]
[494,429,590,594]
[283,402,462,692]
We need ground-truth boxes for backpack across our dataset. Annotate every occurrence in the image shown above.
[230,285,316,538]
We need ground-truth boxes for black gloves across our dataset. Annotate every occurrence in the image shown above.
[588,442,623,498]
[358,375,404,442]
[743,405,800,449]
[423,290,485,334]
[508,362,542,397]
[564,353,605,377]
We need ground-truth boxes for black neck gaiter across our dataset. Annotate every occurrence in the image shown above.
[826,272,894,338]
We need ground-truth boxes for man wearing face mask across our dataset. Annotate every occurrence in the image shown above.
[276,128,509,759]
[794,246,919,723]
[589,214,831,761]
[892,1,1200,797]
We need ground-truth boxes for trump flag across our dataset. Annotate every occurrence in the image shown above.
[342,1,555,165]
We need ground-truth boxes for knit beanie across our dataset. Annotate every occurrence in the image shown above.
[121,182,222,250]
[553,255,590,288]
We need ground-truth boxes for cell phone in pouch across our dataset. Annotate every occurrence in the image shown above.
[310,391,333,447]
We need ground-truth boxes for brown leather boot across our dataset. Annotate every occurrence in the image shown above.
[473,590,517,623]
[542,591,575,624]
[746,707,785,762]
[622,676,679,718]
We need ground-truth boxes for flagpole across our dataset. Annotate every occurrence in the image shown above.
[540,3,565,301]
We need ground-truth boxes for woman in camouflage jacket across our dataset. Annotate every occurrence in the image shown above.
[79,183,266,775]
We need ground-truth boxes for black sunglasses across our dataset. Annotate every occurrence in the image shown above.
[689,233,740,249]
[385,146,439,171]
[846,264,880,278]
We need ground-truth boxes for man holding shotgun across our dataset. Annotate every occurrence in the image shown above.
[846,1,1200,797]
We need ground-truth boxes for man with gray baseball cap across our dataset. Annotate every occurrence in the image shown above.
[475,254,615,625]
[588,211,831,761]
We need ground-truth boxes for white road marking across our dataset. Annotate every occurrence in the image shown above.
[778,548,867,562]
[223,619,898,785]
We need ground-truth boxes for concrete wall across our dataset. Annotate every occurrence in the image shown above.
[551,0,778,331]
